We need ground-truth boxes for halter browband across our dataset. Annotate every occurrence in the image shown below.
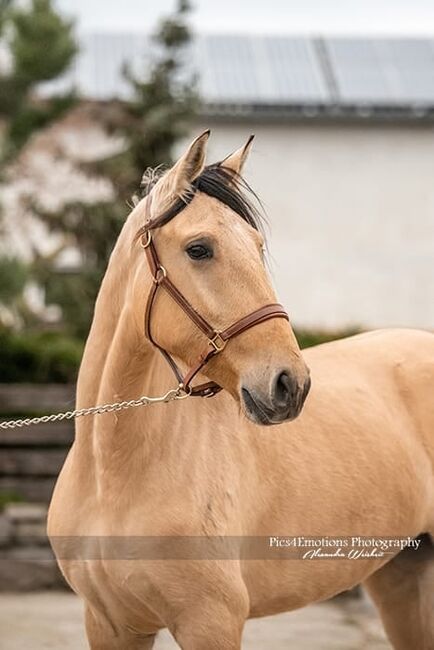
[141,192,289,398]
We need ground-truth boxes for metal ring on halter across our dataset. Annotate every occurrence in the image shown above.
[153,266,167,284]
[177,383,192,397]
[141,231,152,248]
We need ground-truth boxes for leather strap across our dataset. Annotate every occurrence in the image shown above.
[159,276,216,339]
[220,304,289,340]
[141,195,289,398]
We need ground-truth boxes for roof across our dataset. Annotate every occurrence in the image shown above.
[43,34,434,121]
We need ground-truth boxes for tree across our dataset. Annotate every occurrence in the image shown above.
[0,0,77,156]
[124,0,199,192]
[0,0,77,327]
[37,0,199,338]
[0,256,27,326]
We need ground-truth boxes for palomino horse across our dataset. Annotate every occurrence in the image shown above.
[48,131,434,649]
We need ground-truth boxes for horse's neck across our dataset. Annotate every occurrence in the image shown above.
[73,210,161,486]
[75,215,188,495]
[76,232,133,413]
[75,198,152,412]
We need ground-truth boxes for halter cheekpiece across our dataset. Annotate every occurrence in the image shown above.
[141,190,289,398]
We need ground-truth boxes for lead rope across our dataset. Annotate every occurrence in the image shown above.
[0,385,191,430]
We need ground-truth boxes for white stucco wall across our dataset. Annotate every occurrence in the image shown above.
[190,121,434,330]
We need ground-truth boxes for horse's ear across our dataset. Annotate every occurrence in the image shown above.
[166,130,210,195]
[219,135,254,175]
[174,129,210,183]
[148,130,210,214]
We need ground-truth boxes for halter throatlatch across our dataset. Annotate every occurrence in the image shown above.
[141,193,289,398]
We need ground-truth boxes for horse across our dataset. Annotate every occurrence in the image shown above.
[48,131,434,649]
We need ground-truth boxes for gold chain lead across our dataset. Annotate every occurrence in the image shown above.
[0,386,190,430]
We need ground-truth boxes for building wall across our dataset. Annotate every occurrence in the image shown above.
[190,121,434,330]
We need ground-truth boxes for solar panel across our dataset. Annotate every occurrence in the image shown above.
[261,36,328,103]
[326,38,434,105]
[195,35,260,103]
[382,39,434,104]
[39,33,434,111]
[79,33,151,100]
[195,35,328,104]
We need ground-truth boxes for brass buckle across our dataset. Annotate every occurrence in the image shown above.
[141,231,152,248]
[209,332,226,353]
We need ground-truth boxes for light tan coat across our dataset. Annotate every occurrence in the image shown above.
[48,134,434,649]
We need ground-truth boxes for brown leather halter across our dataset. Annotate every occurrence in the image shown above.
[140,193,289,398]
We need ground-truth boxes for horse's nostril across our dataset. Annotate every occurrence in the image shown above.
[242,370,310,425]
[273,371,295,409]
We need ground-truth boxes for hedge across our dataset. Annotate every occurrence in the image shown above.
[295,328,360,350]
[0,329,83,383]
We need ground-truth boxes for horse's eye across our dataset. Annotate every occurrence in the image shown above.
[186,243,213,260]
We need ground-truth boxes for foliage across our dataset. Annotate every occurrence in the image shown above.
[0,328,83,383]
[0,490,23,511]
[295,328,361,349]
[7,91,76,151]
[32,199,125,337]
[0,0,11,32]
[122,0,199,193]
[11,0,76,82]
[0,0,77,155]
[0,256,28,305]
[37,0,198,338]
[0,0,77,330]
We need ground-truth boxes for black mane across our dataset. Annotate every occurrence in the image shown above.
[193,165,263,232]
[136,164,265,237]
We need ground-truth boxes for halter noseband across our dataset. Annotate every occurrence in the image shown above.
[141,192,289,398]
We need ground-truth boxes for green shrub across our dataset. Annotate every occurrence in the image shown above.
[0,328,82,383]
[0,490,23,511]
[0,257,28,304]
[295,328,361,350]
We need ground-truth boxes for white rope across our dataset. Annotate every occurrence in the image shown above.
[0,386,190,430]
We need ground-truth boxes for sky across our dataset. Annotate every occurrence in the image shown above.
[56,0,434,35]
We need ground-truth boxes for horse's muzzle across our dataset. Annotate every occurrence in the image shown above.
[241,369,311,426]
